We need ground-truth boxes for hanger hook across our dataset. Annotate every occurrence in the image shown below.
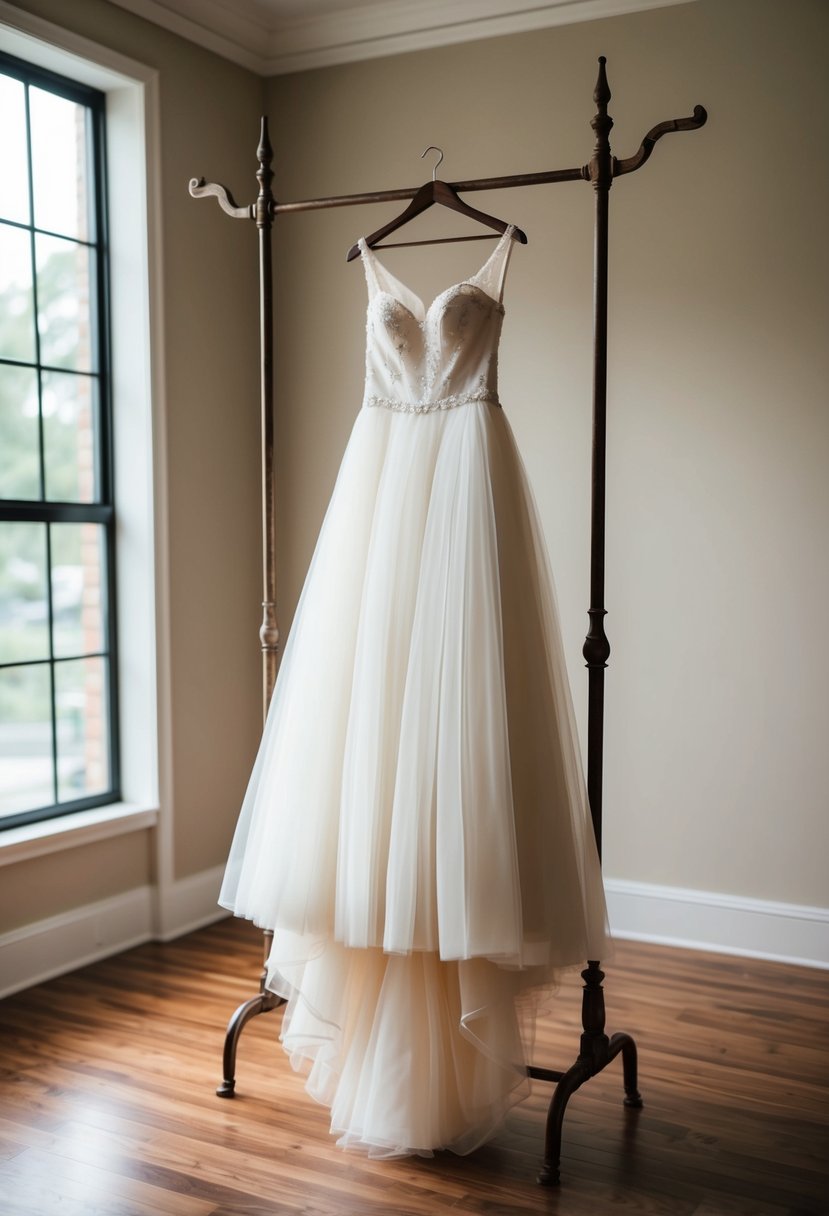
[421,145,444,182]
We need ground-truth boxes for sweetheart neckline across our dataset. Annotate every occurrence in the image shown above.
[359,225,514,321]
[370,282,505,328]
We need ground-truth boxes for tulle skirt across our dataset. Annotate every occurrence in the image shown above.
[220,399,610,1156]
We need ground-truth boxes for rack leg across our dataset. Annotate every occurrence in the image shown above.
[537,1058,593,1186]
[536,961,643,1186]
[216,929,284,1098]
[613,1031,643,1107]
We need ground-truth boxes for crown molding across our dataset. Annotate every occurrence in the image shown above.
[103,0,695,76]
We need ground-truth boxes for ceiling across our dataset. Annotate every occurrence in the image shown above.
[106,0,689,76]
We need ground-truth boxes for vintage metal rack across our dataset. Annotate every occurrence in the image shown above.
[190,57,707,1186]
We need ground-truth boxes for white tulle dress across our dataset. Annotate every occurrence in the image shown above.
[219,226,610,1157]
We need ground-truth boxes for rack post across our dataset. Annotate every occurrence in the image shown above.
[189,119,284,1099]
[533,58,644,1187]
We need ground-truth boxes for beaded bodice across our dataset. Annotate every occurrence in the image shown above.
[358,226,516,414]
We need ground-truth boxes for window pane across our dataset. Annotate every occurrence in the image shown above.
[51,521,105,659]
[36,233,95,372]
[0,521,49,663]
[43,371,98,502]
[0,222,36,363]
[30,86,91,241]
[0,75,30,225]
[55,655,108,802]
[0,663,54,817]
[0,363,40,500]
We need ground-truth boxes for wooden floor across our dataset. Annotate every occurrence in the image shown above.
[0,919,826,1216]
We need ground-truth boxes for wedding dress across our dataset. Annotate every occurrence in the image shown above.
[219,226,610,1157]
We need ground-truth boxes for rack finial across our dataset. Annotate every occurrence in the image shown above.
[256,116,275,229]
[586,55,614,190]
[594,55,611,110]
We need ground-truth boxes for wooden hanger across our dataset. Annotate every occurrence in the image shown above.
[346,147,528,262]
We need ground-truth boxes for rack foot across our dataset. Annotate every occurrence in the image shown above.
[613,1030,643,1107]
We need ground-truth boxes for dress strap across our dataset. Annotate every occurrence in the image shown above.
[469,224,517,305]
[358,238,382,298]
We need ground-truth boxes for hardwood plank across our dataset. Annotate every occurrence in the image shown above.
[0,921,827,1215]
[0,1148,216,1216]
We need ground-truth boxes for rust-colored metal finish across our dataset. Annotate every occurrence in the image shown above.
[189,59,706,1177]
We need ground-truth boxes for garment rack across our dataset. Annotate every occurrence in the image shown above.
[190,57,706,1186]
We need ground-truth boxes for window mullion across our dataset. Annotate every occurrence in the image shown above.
[0,502,113,524]
[22,82,46,506]
[44,522,58,805]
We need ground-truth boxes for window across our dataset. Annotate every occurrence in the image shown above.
[0,51,119,830]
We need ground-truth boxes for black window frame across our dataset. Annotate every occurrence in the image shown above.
[0,49,120,831]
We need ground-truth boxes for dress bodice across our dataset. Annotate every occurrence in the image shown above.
[359,226,516,414]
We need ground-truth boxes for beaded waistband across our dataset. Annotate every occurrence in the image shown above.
[363,389,500,415]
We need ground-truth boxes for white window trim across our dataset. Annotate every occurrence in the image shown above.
[0,802,159,867]
[0,5,173,907]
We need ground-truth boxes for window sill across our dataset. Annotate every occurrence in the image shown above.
[0,802,159,868]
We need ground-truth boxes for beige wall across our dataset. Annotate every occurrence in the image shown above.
[266,0,829,908]
[2,0,264,928]
[0,835,151,932]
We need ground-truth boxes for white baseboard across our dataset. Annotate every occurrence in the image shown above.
[0,865,230,1000]
[605,877,829,969]
[2,873,826,1000]
[0,887,154,999]
[154,863,229,941]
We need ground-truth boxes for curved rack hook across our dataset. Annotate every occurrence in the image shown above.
[188,176,253,219]
[613,105,708,177]
[421,145,444,181]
